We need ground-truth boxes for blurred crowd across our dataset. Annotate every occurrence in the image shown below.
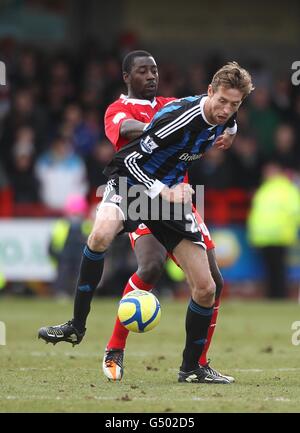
[1,40,300,216]
[1,39,300,299]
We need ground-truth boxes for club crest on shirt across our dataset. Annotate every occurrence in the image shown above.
[140,135,159,154]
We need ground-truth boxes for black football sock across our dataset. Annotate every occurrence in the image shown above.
[73,245,106,332]
[180,298,213,372]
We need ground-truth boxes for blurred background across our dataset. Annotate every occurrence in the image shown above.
[0,0,300,300]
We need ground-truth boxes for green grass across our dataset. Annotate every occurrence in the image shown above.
[1,297,300,413]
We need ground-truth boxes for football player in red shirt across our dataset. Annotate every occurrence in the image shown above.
[102,51,234,383]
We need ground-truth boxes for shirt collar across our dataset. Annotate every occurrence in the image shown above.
[199,96,217,127]
[120,94,158,107]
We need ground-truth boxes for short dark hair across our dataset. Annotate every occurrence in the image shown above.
[122,50,153,74]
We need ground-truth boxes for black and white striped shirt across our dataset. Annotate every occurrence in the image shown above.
[104,95,237,198]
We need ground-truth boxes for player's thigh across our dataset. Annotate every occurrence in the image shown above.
[134,234,167,268]
[88,204,124,250]
[173,239,214,291]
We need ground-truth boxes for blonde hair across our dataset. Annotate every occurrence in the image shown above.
[211,61,254,98]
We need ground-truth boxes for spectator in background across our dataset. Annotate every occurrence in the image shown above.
[49,195,91,297]
[10,127,39,203]
[0,87,48,162]
[291,94,300,140]
[184,63,207,96]
[0,79,11,122]
[235,105,251,135]
[46,82,67,130]
[272,77,292,121]
[247,162,300,298]
[6,125,35,169]
[15,48,40,99]
[102,55,123,107]
[0,161,12,217]
[0,161,8,185]
[44,57,75,129]
[61,103,99,156]
[273,124,300,171]
[48,57,75,103]
[82,59,105,100]
[230,134,265,191]
[248,87,280,157]
[0,161,8,191]
[35,134,88,210]
[80,86,103,113]
[85,138,115,190]
[157,61,184,97]
[189,146,234,190]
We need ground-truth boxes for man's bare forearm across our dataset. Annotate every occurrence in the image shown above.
[120,119,148,141]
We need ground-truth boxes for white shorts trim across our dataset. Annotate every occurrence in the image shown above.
[97,202,126,222]
[193,241,207,250]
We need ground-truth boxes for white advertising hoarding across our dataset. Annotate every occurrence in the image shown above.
[0,219,57,281]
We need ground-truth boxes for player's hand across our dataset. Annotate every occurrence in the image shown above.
[214,132,235,150]
[160,183,195,203]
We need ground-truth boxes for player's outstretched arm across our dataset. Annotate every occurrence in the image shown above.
[120,119,148,141]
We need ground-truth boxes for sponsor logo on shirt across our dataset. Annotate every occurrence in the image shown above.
[179,153,203,162]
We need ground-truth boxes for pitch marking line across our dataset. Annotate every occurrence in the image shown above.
[169,367,300,373]
[0,395,294,403]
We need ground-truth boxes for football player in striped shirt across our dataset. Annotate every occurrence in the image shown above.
[102,52,232,383]
[39,56,253,384]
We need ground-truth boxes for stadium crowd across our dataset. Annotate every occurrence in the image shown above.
[1,41,300,216]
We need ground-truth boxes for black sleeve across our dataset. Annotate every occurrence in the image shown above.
[225,113,237,128]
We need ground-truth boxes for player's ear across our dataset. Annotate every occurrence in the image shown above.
[123,72,130,85]
[207,84,214,97]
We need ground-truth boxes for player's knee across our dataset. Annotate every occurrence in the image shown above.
[88,230,112,252]
[137,258,165,284]
[192,279,216,305]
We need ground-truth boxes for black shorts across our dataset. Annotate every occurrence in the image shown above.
[100,177,206,252]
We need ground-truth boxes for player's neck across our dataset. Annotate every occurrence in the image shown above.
[127,91,155,102]
[203,98,216,125]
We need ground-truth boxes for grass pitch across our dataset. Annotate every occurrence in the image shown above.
[1,296,300,413]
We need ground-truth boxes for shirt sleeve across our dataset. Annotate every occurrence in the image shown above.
[104,104,135,149]
[226,120,237,135]
[120,138,165,199]
[122,108,186,197]
[225,114,237,134]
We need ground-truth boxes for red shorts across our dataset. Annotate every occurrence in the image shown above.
[129,208,215,254]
